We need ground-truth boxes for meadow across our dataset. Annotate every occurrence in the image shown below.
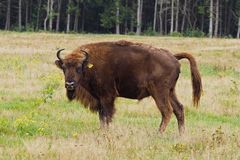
[0,31,239,160]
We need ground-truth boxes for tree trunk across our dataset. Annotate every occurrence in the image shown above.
[140,0,143,21]
[29,0,32,22]
[130,0,135,32]
[36,0,41,30]
[170,0,174,34]
[153,0,158,31]
[124,0,128,34]
[237,17,240,39]
[5,0,11,30]
[200,14,204,31]
[25,0,29,28]
[44,0,50,31]
[19,0,22,31]
[186,0,193,29]
[214,0,219,37]
[175,0,179,32]
[223,0,228,35]
[181,0,187,32]
[190,0,197,29]
[115,0,120,34]
[74,0,80,32]
[124,20,127,34]
[81,3,85,32]
[56,0,62,32]
[130,17,134,32]
[164,3,168,34]
[226,0,233,35]
[219,1,222,36]
[67,14,71,33]
[209,0,213,38]
[159,0,163,34]
[66,0,71,33]
[136,0,143,35]
[49,0,54,31]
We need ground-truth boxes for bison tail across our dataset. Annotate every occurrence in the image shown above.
[174,52,203,107]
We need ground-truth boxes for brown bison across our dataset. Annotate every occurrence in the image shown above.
[55,40,202,134]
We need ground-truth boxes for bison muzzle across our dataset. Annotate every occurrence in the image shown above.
[55,40,202,135]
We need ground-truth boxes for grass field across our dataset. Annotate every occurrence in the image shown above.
[0,31,239,160]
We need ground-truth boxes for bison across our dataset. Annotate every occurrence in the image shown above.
[55,40,202,134]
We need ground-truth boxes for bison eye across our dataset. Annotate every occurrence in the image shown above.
[76,66,82,74]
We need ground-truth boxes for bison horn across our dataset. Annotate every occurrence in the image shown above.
[81,50,89,62]
[56,49,65,62]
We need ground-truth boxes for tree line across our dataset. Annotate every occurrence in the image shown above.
[0,0,240,38]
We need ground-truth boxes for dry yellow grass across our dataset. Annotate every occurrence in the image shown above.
[0,31,239,159]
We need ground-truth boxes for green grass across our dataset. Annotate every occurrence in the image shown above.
[180,62,240,78]
[0,32,240,159]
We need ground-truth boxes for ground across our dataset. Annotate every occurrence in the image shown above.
[0,31,239,160]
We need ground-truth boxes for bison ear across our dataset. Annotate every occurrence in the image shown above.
[55,60,63,69]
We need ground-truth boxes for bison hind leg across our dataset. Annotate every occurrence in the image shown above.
[149,82,173,134]
[170,90,185,135]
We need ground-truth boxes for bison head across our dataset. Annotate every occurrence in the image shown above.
[55,49,89,100]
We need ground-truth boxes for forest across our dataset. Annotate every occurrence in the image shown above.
[0,0,240,38]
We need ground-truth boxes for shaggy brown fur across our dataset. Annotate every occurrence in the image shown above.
[55,40,202,134]
[174,53,202,106]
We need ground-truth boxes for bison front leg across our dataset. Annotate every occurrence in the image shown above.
[98,97,116,129]
[98,107,108,128]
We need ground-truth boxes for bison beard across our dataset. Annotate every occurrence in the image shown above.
[55,40,202,135]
